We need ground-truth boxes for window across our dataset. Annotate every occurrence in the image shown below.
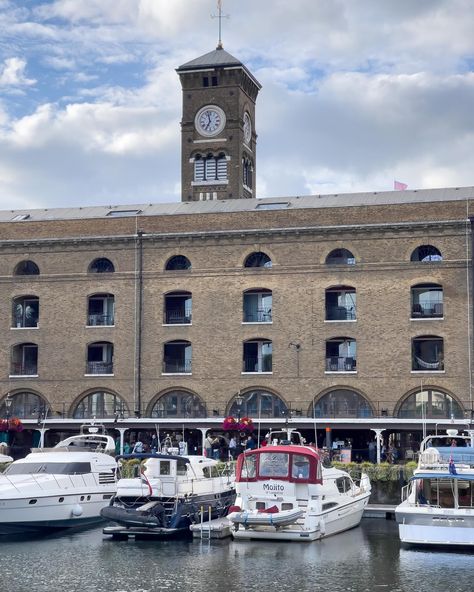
[165,255,191,271]
[12,296,39,328]
[228,390,286,419]
[194,153,228,182]
[292,454,311,480]
[14,260,40,276]
[243,157,253,189]
[163,341,192,374]
[10,343,38,376]
[0,392,49,419]
[243,340,272,373]
[150,390,206,418]
[325,249,355,265]
[411,283,443,318]
[255,202,289,211]
[86,342,114,374]
[325,286,356,321]
[73,391,126,419]
[397,389,463,419]
[5,462,91,475]
[412,335,444,371]
[88,258,115,273]
[311,389,373,419]
[259,452,289,478]
[244,252,272,268]
[106,210,141,217]
[411,245,442,262]
[243,289,272,323]
[164,292,192,324]
[87,294,115,326]
[11,214,30,221]
[325,337,357,371]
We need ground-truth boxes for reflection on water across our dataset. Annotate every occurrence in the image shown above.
[0,520,472,592]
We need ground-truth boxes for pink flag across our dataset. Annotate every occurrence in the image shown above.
[394,180,408,191]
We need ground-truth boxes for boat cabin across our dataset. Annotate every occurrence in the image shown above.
[236,445,322,484]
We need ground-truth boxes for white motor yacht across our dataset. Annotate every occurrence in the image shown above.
[0,430,117,535]
[396,428,474,546]
[228,434,371,542]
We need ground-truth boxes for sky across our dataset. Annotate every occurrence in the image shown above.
[0,0,474,210]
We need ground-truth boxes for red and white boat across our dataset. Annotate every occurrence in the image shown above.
[229,439,370,542]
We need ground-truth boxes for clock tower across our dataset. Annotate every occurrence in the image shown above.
[177,46,261,201]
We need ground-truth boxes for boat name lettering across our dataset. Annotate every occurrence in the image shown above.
[263,483,285,492]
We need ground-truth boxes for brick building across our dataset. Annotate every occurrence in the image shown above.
[0,46,473,456]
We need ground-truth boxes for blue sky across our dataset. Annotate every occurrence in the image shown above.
[0,0,474,209]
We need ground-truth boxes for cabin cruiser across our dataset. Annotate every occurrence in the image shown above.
[0,429,117,535]
[396,429,474,546]
[102,453,235,538]
[228,432,371,542]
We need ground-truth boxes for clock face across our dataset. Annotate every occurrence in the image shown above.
[243,112,252,143]
[195,105,226,137]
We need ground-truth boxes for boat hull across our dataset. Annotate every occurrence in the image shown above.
[396,505,474,546]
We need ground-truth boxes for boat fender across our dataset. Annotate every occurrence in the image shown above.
[71,504,83,517]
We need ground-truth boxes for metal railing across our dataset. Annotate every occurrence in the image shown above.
[326,306,356,321]
[242,356,273,372]
[86,361,113,374]
[164,311,192,324]
[10,362,38,375]
[87,314,114,326]
[162,360,192,373]
[325,356,356,371]
[243,308,272,323]
[411,302,443,318]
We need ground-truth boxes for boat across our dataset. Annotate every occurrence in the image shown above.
[228,430,371,542]
[102,453,236,539]
[395,428,474,546]
[0,426,117,535]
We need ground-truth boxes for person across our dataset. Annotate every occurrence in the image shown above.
[150,434,158,454]
[245,434,256,450]
[132,439,143,453]
[204,434,214,458]
[368,440,376,463]
[123,441,131,454]
[229,436,237,459]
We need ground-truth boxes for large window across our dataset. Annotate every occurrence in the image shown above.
[194,152,228,182]
[73,391,127,419]
[163,340,192,374]
[243,157,253,189]
[87,294,115,326]
[412,335,444,371]
[150,391,206,418]
[243,289,272,323]
[410,245,442,262]
[228,390,287,418]
[88,258,115,273]
[244,252,272,268]
[12,296,39,328]
[14,260,40,276]
[165,255,191,271]
[243,340,272,373]
[164,292,192,324]
[311,389,373,418]
[0,392,49,419]
[411,283,443,318]
[325,286,356,321]
[325,337,356,371]
[11,343,38,376]
[86,342,114,374]
[397,389,463,419]
[325,249,355,265]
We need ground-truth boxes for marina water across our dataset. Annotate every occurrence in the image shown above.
[0,519,473,592]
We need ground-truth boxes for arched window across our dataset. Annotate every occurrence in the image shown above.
[243,339,272,373]
[0,392,49,419]
[194,153,228,182]
[325,249,355,265]
[86,342,114,374]
[87,293,115,326]
[243,289,272,323]
[326,337,356,371]
[228,390,287,418]
[165,255,191,271]
[243,157,253,189]
[11,343,38,376]
[163,340,192,373]
[397,389,463,419]
[410,245,442,262]
[325,286,356,321]
[411,283,443,318]
[150,391,206,418]
[244,251,272,268]
[72,391,127,419]
[164,291,192,324]
[310,389,373,418]
[12,295,39,328]
[14,260,40,275]
[412,335,444,371]
[88,258,115,273]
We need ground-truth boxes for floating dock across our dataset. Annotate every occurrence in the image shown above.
[190,516,233,539]
[364,504,396,519]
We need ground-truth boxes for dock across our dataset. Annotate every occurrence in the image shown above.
[364,504,396,519]
[190,516,233,539]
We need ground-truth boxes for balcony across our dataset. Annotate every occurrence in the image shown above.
[164,292,192,325]
[243,308,272,323]
[164,310,192,325]
[411,302,443,319]
[88,313,114,326]
[162,359,192,374]
[326,306,355,321]
[85,361,113,375]
[10,362,38,376]
[88,294,115,326]
[242,356,272,373]
[325,356,357,372]
[412,357,444,371]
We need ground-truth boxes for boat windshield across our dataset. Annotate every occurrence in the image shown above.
[5,462,91,475]
[259,452,289,478]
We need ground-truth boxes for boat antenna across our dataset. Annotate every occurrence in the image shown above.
[257,396,261,446]
[211,0,229,49]
[313,404,318,449]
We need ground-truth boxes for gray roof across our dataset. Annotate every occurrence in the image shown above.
[177,47,243,71]
[1,186,473,223]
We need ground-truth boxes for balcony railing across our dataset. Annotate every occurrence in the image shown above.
[243,308,272,323]
[86,361,113,374]
[325,356,357,371]
[411,302,443,318]
[243,356,273,373]
[326,306,356,321]
[10,362,38,375]
[88,314,114,326]
[164,311,192,324]
[162,359,192,373]
[412,356,444,371]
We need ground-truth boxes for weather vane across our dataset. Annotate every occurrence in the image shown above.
[211,0,229,49]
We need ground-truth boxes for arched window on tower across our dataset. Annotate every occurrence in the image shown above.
[243,157,253,189]
[193,153,228,182]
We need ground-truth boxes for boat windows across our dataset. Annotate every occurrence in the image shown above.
[203,465,221,478]
[281,503,294,510]
[292,454,310,480]
[259,452,289,478]
[177,460,188,476]
[160,461,171,476]
[256,502,265,510]
[5,462,91,475]
[28,499,37,505]
[322,502,339,511]
[336,476,353,494]
[241,454,257,479]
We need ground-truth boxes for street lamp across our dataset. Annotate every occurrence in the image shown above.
[235,392,244,422]
[5,394,12,419]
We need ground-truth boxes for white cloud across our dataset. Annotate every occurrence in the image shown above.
[0,57,36,87]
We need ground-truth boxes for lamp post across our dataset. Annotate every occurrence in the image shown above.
[5,394,12,420]
[235,392,244,424]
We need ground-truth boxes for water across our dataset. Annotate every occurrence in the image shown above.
[0,520,472,592]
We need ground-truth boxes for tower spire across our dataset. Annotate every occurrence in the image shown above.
[211,0,229,49]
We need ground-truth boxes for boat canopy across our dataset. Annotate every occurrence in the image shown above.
[236,445,322,484]
[411,473,474,481]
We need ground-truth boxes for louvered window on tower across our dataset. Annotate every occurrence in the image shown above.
[194,156,205,181]
[194,153,228,183]
[216,153,227,180]
[205,154,217,179]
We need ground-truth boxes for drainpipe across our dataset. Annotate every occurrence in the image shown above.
[134,229,144,417]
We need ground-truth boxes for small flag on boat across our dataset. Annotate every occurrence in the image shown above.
[394,180,408,191]
[449,455,457,475]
